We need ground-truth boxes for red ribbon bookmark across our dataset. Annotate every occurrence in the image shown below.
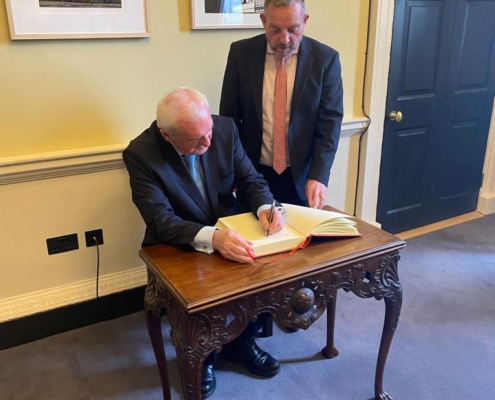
[246,237,311,265]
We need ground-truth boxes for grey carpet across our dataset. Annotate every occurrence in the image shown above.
[1,214,494,400]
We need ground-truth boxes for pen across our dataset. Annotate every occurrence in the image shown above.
[266,200,276,238]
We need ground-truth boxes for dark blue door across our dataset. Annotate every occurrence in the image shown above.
[377,0,495,233]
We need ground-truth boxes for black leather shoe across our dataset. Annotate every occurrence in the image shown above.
[201,364,216,399]
[227,339,281,378]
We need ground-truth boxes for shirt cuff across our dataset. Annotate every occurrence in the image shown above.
[192,226,217,254]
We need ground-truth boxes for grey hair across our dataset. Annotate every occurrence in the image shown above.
[264,0,306,14]
[156,87,210,136]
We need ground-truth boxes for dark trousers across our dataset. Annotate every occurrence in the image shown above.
[204,312,270,365]
[257,165,306,206]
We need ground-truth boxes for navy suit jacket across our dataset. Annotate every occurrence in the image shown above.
[220,34,344,200]
[123,115,274,249]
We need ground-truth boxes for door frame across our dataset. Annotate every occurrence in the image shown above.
[356,0,495,225]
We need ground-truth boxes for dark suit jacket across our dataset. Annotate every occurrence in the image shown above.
[123,115,274,249]
[220,34,344,200]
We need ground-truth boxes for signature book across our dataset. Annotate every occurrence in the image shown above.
[215,203,361,258]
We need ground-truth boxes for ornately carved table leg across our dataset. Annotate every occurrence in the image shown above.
[144,272,172,400]
[372,254,403,400]
[145,309,171,400]
[374,292,402,400]
[176,349,204,400]
[321,292,339,358]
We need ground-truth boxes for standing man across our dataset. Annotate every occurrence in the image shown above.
[220,0,344,209]
[123,87,284,399]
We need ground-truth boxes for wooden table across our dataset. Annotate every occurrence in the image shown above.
[140,213,406,400]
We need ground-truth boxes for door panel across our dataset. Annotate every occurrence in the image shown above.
[391,127,429,211]
[435,0,495,219]
[377,0,495,233]
[403,4,442,93]
[457,2,495,88]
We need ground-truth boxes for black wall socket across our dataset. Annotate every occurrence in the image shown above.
[85,229,104,247]
[46,234,79,255]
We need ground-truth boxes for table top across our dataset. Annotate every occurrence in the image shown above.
[140,212,405,313]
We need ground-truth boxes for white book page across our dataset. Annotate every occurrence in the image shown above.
[251,224,304,246]
[282,203,352,235]
[217,212,302,241]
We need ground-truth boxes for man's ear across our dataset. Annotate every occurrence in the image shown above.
[260,13,266,26]
[159,128,172,143]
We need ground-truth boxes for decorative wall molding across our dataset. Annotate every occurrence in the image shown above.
[478,99,495,215]
[0,119,367,186]
[340,117,370,138]
[0,266,147,323]
[0,144,126,186]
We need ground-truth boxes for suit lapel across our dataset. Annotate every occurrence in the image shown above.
[249,36,267,126]
[291,37,313,121]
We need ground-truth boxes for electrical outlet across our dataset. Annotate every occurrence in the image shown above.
[46,233,79,255]
[85,229,104,247]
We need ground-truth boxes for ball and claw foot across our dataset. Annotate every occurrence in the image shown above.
[321,345,339,359]
[376,391,392,400]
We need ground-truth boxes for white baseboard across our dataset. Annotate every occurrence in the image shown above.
[478,193,495,215]
[0,266,147,323]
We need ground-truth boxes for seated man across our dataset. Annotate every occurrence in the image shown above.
[123,87,285,398]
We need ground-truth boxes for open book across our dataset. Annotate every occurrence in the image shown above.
[215,203,361,258]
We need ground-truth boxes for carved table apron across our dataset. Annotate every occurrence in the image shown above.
[140,215,405,400]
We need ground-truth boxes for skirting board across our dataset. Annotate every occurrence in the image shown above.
[0,286,146,350]
[0,266,147,323]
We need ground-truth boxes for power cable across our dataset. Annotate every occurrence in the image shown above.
[353,0,373,217]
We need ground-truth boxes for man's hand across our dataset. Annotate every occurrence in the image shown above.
[259,207,285,234]
[306,179,326,209]
[212,229,255,263]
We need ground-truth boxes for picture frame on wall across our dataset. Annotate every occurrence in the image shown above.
[5,0,151,40]
[191,0,264,30]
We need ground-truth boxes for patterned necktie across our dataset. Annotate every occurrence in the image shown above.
[272,57,287,175]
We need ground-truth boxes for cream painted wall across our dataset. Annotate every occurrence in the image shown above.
[0,0,368,157]
[0,169,145,300]
[0,0,370,321]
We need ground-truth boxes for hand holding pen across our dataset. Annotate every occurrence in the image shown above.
[266,200,276,238]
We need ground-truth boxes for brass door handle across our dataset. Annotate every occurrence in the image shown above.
[389,111,403,122]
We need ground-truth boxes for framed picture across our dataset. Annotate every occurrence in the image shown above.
[5,0,151,40]
[191,0,264,30]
